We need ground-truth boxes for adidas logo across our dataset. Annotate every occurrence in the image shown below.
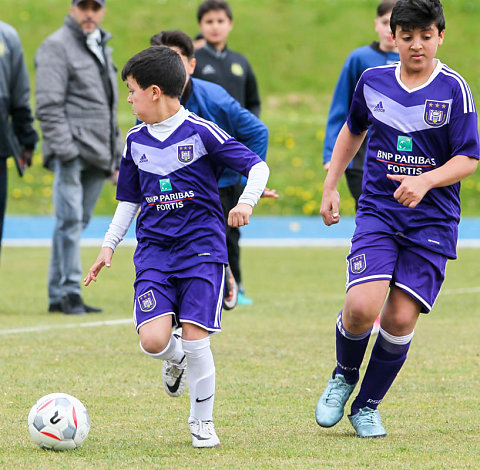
[202,64,216,75]
[139,154,148,163]
[373,101,385,112]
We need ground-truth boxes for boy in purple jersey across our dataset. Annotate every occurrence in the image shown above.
[84,46,269,447]
[315,0,479,438]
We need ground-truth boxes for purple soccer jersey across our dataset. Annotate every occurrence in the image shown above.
[116,110,263,273]
[347,61,479,258]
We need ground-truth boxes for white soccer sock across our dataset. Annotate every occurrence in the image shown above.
[139,333,184,363]
[182,336,215,422]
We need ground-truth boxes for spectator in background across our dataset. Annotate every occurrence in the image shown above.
[0,20,38,259]
[323,0,399,210]
[35,0,123,314]
[193,0,262,305]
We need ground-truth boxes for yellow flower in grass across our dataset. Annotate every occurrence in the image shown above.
[285,186,296,196]
[302,200,318,215]
[43,174,54,185]
[12,188,22,198]
[316,129,325,141]
[24,173,34,183]
[42,187,52,197]
[285,137,295,149]
[291,157,302,168]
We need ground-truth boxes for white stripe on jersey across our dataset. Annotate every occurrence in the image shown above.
[188,112,231,140]
[186,113,230,144]
[441,65,475,114]
[126,122,147,139]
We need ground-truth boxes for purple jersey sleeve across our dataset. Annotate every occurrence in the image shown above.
[116,136,142,203]
[346,75,370,135]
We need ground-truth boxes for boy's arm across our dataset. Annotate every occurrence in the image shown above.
[387,155,479,209]
[320,123,367,225]
[228,161,269,227]
[84,201,140,285]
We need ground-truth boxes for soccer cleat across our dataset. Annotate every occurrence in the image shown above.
[188,417,220,448]
[315,371,357,427]
[348,407,387,438]
[60,293,86,315]
[237,291,253,306]
[162,351,187,397]
[222,265,238,310]
[372,316,381,335]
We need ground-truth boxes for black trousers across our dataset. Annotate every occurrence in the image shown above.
[219,181,243,286]
[345,168,363,212]
[0,158,7,256]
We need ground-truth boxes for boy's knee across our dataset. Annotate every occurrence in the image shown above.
[139,333,170,355]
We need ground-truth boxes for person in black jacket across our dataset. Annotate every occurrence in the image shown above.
[0,20,38,258]
[193,0,262,305]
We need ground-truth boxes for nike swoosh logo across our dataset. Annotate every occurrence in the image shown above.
[166,369,185,394]
[191,432,211,441]
[196,393,214,403]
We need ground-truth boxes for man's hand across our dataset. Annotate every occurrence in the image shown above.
[387,174,429,208]
[320,187,340,226]
[261,187,279,199]
[228,203,253,227]
[84,247,114,286]
[20,148,34,168]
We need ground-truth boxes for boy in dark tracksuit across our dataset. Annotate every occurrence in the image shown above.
[193,0,262,305]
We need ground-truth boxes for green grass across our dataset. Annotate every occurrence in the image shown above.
[3,0,480,217]
[0,245,479,469]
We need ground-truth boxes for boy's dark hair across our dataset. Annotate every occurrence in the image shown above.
[390,0,445,35]
[121,46,186,98]
[197,0,233,22]
[377,0,397,17]
[150,30,195,60]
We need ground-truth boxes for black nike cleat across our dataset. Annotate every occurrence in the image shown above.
[162,354,187,397]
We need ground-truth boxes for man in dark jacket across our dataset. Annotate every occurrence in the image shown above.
[0,20,38,258]
[35,0,123,314]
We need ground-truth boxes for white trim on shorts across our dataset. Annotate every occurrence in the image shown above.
[394,282,433,312]
[134,303,175,332]
[346,274,392,290]
[214,268,225,328]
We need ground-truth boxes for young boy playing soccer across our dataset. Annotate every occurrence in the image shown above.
[316,0,479,438]
[84,46,269,447]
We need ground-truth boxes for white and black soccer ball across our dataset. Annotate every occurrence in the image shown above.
[28,393,90,451]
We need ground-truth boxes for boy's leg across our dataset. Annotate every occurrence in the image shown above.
[181,324,219,447]
[348,287,419,438]
[316,280,390,428]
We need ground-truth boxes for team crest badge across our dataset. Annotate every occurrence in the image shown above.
[177,145,194,163]
[350,254,366,274]
[138,290,156,312]
[424,100,449,127]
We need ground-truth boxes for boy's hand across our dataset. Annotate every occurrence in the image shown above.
[261,187,279,199]
[84,247,114,286]
[228,203,253,227]
[387,174,429,208]
[320,187,340,226]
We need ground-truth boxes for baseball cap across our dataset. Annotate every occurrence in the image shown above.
[72,0,106,6]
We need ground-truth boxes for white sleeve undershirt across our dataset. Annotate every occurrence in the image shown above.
[101,161,268,250]
[238,161,269,207]
[102,201,140,251]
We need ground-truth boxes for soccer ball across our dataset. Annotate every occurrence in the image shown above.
[28,393,90,450]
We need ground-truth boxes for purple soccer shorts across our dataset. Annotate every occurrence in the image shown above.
[346,232,448,313]
[133,262,224,332]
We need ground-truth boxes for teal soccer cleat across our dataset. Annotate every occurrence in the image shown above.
[315,372,356,427]
[348,407,387,438]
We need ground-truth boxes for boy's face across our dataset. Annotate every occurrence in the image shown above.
[126,76,156,124]
[393,24,444,75]
[199,9,233,48]
[69,0,105,34]
[374,12,396,52]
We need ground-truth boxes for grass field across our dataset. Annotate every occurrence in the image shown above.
[3,0,480,217]
[1,245,479,469]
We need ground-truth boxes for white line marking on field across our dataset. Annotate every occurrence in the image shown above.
[0,318,132,336]
[441,286,480,295]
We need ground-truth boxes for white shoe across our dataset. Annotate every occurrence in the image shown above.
[188,417,220,448]
[162,332,187,397]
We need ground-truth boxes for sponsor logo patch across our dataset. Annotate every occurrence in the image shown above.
[159,178,172,192]
[350,254,366,274]
[177,145,194,164]
[397,136,412,152]
[231,63,244,76]
[424,100,449,127]
[138,290,156,312]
